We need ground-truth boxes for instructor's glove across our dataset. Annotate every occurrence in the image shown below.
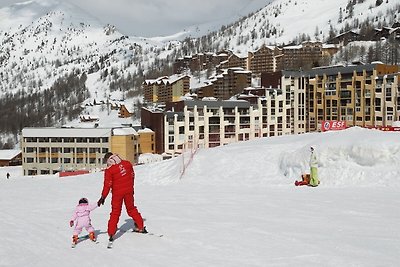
[97,196,105,207]
[69,220,74,227]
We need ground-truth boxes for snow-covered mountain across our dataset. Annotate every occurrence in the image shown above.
[2,0,398,95]
[0,0,177,96]
[180,0,400,55]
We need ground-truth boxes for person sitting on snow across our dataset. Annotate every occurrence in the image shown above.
[295,173,311,186]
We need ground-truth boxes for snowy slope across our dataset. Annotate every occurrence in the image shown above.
[0,0,172,96]
[0,127,399,266]
[211,0,400,53]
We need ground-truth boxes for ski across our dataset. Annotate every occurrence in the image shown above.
[132,229,163,237]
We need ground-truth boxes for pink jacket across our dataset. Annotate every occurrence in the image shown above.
[71,203,97,227]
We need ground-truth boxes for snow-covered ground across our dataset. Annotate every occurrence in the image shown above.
[0,127,399,266]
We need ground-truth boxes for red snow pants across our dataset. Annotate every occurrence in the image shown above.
[107,192,144,236]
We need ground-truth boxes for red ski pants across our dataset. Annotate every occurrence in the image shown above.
[107,192,144,236]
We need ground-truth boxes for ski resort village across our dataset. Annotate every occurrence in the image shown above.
[0,0,400,266]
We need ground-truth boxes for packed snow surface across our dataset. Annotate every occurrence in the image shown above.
[0,127,399,266]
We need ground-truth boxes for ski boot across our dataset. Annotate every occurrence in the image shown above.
[71,235,79,248]
[133,226,148,234]
[89,232,96,242]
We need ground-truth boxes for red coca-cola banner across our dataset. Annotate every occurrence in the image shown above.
[321,120,347,132]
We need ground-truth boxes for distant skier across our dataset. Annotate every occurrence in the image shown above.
[6,172,10,179]
[70,197,98,246]
[309,146,320,186]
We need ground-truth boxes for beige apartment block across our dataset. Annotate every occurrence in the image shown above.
[304,63,399,131]
[143,75,190,103]
[21,127,139,176]
[161,94,296,156]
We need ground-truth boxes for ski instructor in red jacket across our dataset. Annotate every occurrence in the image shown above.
[98,152,146,242]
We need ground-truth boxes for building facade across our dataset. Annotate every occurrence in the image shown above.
[162,63,399,156]
[143,78,307,156]
[20,127,155,176]
[143,75,190,103]
[194,67,252,100]
[248,45,283,76]
[282,63,400,131]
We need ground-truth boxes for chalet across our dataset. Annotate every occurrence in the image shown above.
[328,31,360,46]
[118,104,133,118]
[0,149,22,166]
[79,115,99,122]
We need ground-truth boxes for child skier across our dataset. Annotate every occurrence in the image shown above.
[70,197,98,246]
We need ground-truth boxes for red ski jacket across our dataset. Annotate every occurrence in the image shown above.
[101,154,135,198]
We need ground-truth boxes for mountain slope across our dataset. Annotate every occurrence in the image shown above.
[181,0,399,54]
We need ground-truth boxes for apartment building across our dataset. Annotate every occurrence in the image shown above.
[302,63,399,131]
[281,72,308,134]
[143,75,190,103]
[20,127,155,175]
[248,45,283,76]
[283,41,330,70]
[217,53,248,71]
[173,51,229,74]
[194,67,252,100]
[142,78,307,156]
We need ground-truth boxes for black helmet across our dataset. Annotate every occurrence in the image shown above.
[79,198,88,204]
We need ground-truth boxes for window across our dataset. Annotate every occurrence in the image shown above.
[26,147,35,153]
[64,147,74,153]
[89,147,100,153]
[64,158,71,164]
[77,148,87,153]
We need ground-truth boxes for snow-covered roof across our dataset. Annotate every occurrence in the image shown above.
[22,128,112,138]
[145,75,189,85]
[0,149,21,160]
[112,127,137,136]
[138,128,154,134]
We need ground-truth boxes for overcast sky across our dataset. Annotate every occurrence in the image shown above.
[0,0,271,37]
